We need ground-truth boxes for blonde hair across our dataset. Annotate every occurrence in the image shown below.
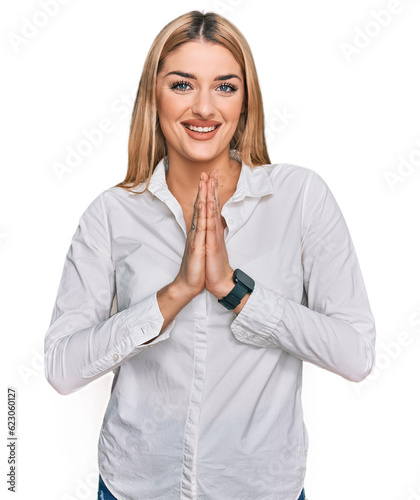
[116,10,271,192]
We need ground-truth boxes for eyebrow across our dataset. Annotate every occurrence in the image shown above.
[163,71,241,81]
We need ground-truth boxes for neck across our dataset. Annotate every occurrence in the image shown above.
[165,149,241,197]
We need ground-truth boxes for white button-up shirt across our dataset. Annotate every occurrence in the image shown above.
[44,157,376,500]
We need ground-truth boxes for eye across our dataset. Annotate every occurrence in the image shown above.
[218,83,239,93]
[170,80,191,92]
[169,80,239,93]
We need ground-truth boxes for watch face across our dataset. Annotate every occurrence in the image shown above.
[234,269,255,291]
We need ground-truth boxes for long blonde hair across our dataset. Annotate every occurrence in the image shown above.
[116,10,271,192]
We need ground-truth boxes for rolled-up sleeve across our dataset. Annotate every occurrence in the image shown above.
[44,193,174,395]
[231,170,376,382]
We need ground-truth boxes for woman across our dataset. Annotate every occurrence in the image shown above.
[44,10,376,500]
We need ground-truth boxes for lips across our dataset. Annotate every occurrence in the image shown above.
[184,123,219,133]
[181,120,222,140]
[182,120,221,133]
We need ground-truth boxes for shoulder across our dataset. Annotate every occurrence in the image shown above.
[74,185,151,255]
[76,185,138,231]
[258,162,329,195]
[83,184,150,215]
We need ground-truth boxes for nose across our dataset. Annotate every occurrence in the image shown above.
[191,89,215,118]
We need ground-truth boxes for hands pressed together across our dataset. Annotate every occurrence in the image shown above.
[156,169,250,333]
[174,170,234,301]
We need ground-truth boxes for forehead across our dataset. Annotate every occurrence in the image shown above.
[159,41,242,76]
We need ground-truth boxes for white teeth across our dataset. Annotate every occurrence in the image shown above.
[185,124,218,133]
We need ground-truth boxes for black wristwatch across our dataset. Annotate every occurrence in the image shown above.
[218,269,255,310]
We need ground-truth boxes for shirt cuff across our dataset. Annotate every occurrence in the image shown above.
[231,282,285,348]
[81,293,174,379]
[126,292,175,348]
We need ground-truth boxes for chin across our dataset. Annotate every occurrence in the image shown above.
[181,147,223,163]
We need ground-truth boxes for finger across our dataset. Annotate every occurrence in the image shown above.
[201,171,209,183]
[190,195,207,259]
[206,199,218,250]
[190,178,207,233]
[193,201,206,240]
[199,174,208,205]
[190,185,201,233]
[213,172,220,215]
[206,176,216,209]
[186,198,206,261]
[180,197,206,295]
[196,177,207,232]
[208,171,220,216]
[207,177,222,232]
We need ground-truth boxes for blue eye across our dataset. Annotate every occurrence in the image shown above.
[169,80,239,93]
[170,81,191,92]
[218,83,238,93]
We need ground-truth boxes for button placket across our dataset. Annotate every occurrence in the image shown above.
[180,291,208,499]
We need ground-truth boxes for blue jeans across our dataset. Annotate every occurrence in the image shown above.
[98,475,118,500]
[97,474,305,499]
[298,488,306,500]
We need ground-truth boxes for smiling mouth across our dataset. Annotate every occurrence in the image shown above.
[183,123,221,133]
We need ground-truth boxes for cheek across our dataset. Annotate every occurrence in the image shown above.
[157,103,175,137]
[158,95,184,125]
[158,117,176,144]
[225,100,244,124]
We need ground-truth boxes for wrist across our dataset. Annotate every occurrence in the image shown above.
[171,277,201,303]
[232,292,250,315]
[217,269,255,311]
[212,268,235,300]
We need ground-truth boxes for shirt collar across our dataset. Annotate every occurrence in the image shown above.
[147,157,169,199]
[230,159,274,202]
[147,154,274,201]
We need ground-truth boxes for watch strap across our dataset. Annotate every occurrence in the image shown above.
[218,269,254,310]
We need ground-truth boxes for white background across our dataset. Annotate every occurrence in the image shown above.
[2,0,420,499]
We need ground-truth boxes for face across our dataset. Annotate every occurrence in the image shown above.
[156,41,245,165]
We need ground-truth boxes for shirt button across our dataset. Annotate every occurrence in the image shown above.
[227,218,235,225]
[112,353,119,361]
